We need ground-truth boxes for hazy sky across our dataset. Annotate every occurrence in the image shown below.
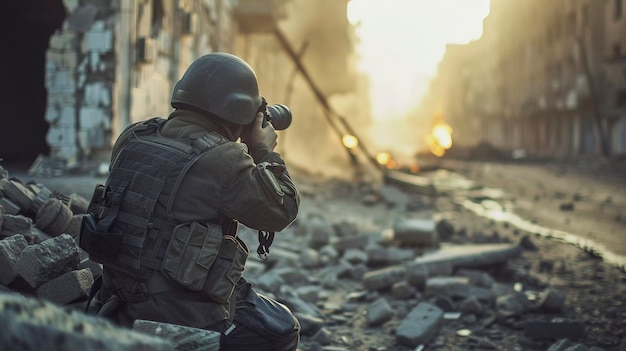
[348,0,491,120]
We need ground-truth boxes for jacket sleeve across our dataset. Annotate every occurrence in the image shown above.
[221,143,300,233]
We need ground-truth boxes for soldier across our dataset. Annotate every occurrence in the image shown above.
[80,52,300,350]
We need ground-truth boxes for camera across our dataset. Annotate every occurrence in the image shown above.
[259,97,292,130]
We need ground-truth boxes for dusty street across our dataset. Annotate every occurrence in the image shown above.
[290,156,626,350]
[1,157,625,351]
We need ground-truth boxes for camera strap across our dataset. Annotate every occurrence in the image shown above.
[256,230,274,260]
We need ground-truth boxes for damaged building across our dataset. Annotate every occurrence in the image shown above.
[418,0,626,159]
[1,0,368,178]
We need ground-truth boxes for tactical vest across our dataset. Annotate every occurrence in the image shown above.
[80,117,230,281]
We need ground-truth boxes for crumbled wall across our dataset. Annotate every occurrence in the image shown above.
[45,0,115,165]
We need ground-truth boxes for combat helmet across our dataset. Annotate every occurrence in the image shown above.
[171,52,263,125]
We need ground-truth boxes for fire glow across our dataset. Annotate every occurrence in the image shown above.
[426,121,453,157]
[375,151,399,169]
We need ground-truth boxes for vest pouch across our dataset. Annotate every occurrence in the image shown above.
[202,235,249,304]
[161,222,223,291]
[79,213,123,262]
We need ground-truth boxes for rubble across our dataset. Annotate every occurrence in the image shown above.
[0,163,623,350]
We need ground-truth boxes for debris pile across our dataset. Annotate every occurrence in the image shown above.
[0,164,623,351]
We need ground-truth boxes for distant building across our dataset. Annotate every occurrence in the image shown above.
[422,0,626,158]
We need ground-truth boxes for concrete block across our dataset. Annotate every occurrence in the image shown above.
[15,234,81,288]
[396,302,444,347]
[79,106,105,129]
[58,105,76,125]
[405,262,429,289]
[78,258,103,278]
[28,183,54,213]
[333,235,366,252]
[455,268,495,288]
[537,289,566,313]
[425,276,471,299]
[84,81,111,107]
[3,180,35,212]
[342,248,367,265]
[393,218,439,247]
[36,198,73,237]
[0,197,20,215]
[69,193,89,215]
[64,214,86,239]
[391,281,417,299]
[36,268,94,305]
[0,235,28,285]
[85,29,112,53]
[133,319,219,351]
[48,70,76,94]
[1,214,33,237]
[366,297,395,326]
[362,266,407,291]
[496,292,531,318]
[413,243,521,271]
[524,319,586,341]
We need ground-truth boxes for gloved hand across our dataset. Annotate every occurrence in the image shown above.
[242,112,278,150]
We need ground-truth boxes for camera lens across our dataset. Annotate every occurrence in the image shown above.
[266,104,292,130]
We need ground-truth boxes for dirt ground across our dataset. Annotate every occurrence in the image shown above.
[292,156,626,350]
[2,156,625,350]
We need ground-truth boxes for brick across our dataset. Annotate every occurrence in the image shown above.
[14,234,81,288]
[362,266,407,291]
[393,218,439,247]
[366,297,395,326]
[36,268,94,305]
[0,197,20,216]
[396,302,444,347]
[0,235,28,285]
[1,214,33,237]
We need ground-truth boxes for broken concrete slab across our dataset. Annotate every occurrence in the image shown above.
[133,319,220,351]
[14,234,81,288]
[362,266,407,291]
[36,268,94,305]
[412,243,521,271]
[0,234,28,285]
[0,291,173,351]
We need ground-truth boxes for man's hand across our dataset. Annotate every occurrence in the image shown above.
[243,112,278,150]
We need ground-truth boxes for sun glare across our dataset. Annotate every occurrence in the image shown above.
[348,0,490,120]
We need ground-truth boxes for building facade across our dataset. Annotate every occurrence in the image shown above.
[422,0,626,158]
[2,0,365,177]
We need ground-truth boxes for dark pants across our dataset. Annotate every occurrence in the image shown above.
[93,274,300,351]
[222,281,300,351]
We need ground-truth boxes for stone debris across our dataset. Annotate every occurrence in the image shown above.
[0,164,615,351]
[396,302,444,347]
[0,164,100,304]
[133,320,220,351]
[0,292,173,351]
